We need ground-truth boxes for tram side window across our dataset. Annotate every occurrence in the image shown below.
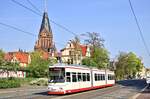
[66,72,71,82]
[100,74,102,80]
[98,74,100,80]
[95,73,98,81]
[108,74,114,80]
[87,73,90,81]
[78,73,82,81]
[83,73,86,81]
[72,72,77,82]
[103,74,105,80]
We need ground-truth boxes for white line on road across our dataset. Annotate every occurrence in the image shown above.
[130,85,148,99]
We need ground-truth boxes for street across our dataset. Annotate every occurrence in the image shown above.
[0,79,149,99]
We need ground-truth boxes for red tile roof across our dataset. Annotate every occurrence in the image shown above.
[80,45,87,56]
[4,52,29,64]
[4,52,13,61]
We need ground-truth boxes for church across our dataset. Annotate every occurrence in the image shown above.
[34,11,56,56]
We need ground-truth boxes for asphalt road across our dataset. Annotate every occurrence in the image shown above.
[0,79,147,99]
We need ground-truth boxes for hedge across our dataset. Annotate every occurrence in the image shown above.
[0,78,21,89]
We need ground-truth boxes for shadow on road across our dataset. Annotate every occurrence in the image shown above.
[33,91,64,96]
[116,79,147,90]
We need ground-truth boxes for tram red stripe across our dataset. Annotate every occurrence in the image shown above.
[47,84,114,95]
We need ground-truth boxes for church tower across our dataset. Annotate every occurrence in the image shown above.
[34,11,56,53]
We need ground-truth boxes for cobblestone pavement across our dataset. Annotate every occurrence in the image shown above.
[0,79,147,99]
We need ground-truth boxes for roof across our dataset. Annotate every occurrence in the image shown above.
[4,52,13,61]
[80,45,87,56]
[4,52,30,64]
[39,12,52,34]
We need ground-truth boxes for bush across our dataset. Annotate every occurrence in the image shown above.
[30,78,48,86]
[0,78,21,89]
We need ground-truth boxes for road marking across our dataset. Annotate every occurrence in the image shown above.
[130,85,148,99]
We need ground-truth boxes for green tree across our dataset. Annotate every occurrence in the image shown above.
[92,48,109,68]
[82,57,97,67]
[82,32,109,69]
[0,49,5,66]
[26,51,51,78]
[115,52,144,80]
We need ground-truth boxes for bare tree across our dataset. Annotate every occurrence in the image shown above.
[84,32,104,48]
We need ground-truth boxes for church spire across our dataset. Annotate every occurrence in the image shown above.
[34,0,56,54]
[39,12,52,34]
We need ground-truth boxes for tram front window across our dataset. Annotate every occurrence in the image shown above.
[49,68,65,83]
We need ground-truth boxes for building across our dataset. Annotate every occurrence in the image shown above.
[60,40,90,65]
[4,51,31,67]
[34,11,56,56]
[1,51,31,78]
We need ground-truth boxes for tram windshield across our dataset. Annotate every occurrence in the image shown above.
[49,68,65,83]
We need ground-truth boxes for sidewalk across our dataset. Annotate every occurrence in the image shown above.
[0,85,47,94]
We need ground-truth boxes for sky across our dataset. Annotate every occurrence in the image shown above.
[0,0,150,67]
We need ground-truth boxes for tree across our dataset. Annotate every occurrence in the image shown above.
[92,48,109,68]
[84,32,104,49]
[115,52,144,80]
[0,49,5,66]
[71,36,82,64]
[26,51,51,78]
[82,32,109,69]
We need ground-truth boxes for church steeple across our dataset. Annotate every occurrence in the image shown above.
[39,12,52,34]
[34,10,55,54]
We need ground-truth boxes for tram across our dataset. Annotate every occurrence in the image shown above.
[47,64,115,94]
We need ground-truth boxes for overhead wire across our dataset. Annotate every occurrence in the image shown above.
[0,22,36,37]
[11,0,78,36]
[0,22,65,47]
[26,0,41,13]
[128,0,150,57]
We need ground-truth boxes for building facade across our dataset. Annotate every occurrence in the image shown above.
[2,51,31,78]
[4,51,31,67]
[60,40,90,65]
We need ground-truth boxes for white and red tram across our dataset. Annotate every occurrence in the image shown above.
[48,64,115,94]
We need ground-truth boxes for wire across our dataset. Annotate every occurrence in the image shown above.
[11,0,78,36]
[26,0,41,13]
[0,22,36,37]
[0,22,66,47]
[11,0,42,16]
[128,0,150,57]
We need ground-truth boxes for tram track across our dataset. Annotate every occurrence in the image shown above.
[51,85,121,99]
